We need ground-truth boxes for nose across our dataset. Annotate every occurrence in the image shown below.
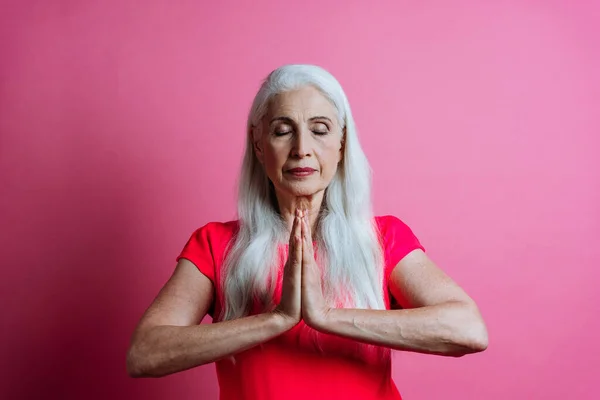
[291,128,311,158]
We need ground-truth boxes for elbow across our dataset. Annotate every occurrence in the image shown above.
[126,327,168,378]
[126,346,145,378]
[452,304,489,356]
[474,321,489,351]
[464,323,488,354]
[126,344,160,378]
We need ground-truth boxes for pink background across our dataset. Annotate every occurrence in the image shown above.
[1,1,598,399]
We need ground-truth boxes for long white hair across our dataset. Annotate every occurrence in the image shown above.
[220,65,386,327]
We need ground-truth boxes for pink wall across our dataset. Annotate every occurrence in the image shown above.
[1,1,598,399]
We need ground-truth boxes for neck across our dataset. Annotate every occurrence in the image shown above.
[276,190,324,235]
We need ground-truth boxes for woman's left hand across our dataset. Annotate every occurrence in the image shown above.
[300,210,331,329]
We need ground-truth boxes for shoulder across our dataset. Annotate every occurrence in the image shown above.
[177,220,240,272]
[200,220,239,236]
[190,220,240,242]
[374,215,416,238]
[180,220,240,260]
[374,215,425,264]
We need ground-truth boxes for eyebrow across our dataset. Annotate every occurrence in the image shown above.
[269,116,333,125]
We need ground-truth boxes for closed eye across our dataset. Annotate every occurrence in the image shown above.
[274,129,329,136]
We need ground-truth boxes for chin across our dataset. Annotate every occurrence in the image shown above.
[288,189,317,197]
[287,185,325,198]
[273,177,328,198]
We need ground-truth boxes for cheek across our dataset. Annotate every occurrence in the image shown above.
[263,142,287,169]
[318,142,342,167]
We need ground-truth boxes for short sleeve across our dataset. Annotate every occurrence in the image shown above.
[380,215,425,270]
[176,223,216,284]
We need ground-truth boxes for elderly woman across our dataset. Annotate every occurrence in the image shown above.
[126,64,488,399]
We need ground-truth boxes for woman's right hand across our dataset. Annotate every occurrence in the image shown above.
[273,208,303,328]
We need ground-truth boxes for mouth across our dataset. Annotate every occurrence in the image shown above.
[286,168,316,177]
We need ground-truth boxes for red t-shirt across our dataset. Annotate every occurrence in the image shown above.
[176,215,425,400]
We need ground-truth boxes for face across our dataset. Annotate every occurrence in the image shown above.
[253,86,344,200]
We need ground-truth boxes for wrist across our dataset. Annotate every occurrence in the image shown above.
[270,310,298,332]
[304,307,333,332]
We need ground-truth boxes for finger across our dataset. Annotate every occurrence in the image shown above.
[288,210,302,267]
[302,216,312,265]
[294,210,302,265]
[302,212,314,254]
[305,211,311,240]
[288,209,299,249]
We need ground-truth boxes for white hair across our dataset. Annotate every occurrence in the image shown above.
[220,64,388,361]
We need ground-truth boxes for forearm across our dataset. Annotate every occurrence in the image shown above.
[317,301,488,356]
[127,312,293,377]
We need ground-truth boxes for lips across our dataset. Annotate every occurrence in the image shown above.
[288,168,316,173]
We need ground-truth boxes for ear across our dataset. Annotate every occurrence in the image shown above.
[251,126,265,164]
[338,128,346,163]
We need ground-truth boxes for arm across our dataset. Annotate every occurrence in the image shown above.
[126,259,294,378]
[313,249,488,357]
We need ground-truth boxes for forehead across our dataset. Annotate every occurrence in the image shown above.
[267,86,338,120]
